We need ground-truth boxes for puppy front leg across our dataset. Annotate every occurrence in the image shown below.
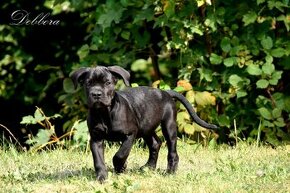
[113,134,135,173]
[90,139,107,182]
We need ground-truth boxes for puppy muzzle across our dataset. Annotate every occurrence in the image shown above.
[88,93,112,108]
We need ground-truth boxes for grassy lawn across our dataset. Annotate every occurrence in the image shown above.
[0,141,289,193]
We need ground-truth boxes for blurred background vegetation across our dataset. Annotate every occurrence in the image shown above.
[0,0,289,149]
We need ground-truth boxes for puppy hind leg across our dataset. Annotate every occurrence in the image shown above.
[141,133,162,170]
[161,117,179,174]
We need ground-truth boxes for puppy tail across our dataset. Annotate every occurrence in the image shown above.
[166,90,218,130]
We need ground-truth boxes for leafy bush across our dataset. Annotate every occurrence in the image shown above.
[20,107,89,151]
[58,0,289,145]
[2,0,289,146]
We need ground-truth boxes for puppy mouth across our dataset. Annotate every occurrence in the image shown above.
[90,98,111,108]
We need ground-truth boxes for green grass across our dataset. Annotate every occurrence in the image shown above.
[0,141,290,193]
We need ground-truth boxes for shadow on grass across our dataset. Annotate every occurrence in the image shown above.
[0,167,96,183]
[1,166,169,183]
[26,167,96,182]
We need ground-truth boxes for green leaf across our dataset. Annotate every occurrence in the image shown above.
[246,64,262,75]
[256,79,269,88]
[271,48,286,58]
[77,44,89,60]
[268,70,282,85]
[131,83,139,88]
[208,138,217,150]
[210,53,223,65]
[20,115,37,125]
[272,108,282,119]
[120,0,136,7]
[177,112,190,123]
[131,59,148,71]
[223,57,236,67]
[217,115,230,127]
[38,129,53,144]
[174,86,186,92]
[271,71,283,81]
[97,5,126,29]
[263,120,275,127]
[268,1,288,12]
[262,63,275,75]
[185,90,195,103]
[159,81,171,90]
[229,74,243,87]
[220,37,232,52]
[268,78,279,85]
[34,109,45,122]
[237,90,247,98]
[121,31,130,40]
[63,78,75,93]
[265,55,273,64]
[34,129,54,146]
[184,124,195,135]
[198,68,213,82]
[192,123,207,132]
[164,0,175,17]
[258,107,272,120]
[242,11,257,26]
[50,114,61,119]
[265,133,280,146]
[272,92,285,110]
[191,26,204,36]
[284,97,290,112]
[274,118,286,127]
[35,65,59,72]
[261,36,273,50]
[257,0,266,5]
[73,121,89,143]
[277,129,289,140]
[194,91,216,106]
[205,18,217,31]
[133,8,154,23]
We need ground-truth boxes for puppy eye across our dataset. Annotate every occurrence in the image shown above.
[105,81,111,86]
[87,80,93,86]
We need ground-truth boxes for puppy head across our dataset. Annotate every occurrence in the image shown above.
[70,66,130,109]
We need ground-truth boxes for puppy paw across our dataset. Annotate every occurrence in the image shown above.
[166,167,177,174]
[114,162,127,174]
[96,171,108,183]
[140,163,156,171]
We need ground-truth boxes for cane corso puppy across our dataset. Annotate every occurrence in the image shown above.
[71,66,217,182]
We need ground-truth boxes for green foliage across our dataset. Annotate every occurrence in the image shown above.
[155,81,217,144]
[2,0,289,146]
[0,25,33,100]
[21,107,60,151]
[71,120,89,149]
[21,107,61,125]
[20,107,88,151]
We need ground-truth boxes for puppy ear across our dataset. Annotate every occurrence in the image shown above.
[108,66,131,86]
[70,67,90,89]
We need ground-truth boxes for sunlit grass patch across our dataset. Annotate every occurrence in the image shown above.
[0,142,289,193]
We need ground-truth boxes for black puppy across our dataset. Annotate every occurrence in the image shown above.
[71,66,217,182]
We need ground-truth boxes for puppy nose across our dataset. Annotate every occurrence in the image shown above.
[91,91,102,98]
